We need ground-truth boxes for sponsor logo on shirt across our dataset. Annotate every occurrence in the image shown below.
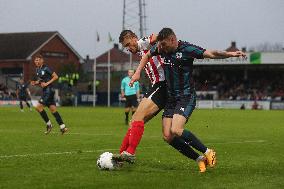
[176,52,182,59]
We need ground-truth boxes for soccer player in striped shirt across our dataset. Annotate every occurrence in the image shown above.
[130,28,246,172]
[114,30,214,172]
[113,30,167,163]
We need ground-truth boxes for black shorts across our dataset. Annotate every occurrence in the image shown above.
[125,94,138,108]
[162,93,196,120]
[39,87,56,107]
[144,81,167,110]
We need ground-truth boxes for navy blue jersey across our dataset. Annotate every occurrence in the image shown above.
[150,41,205,97]
[17,83,28,97]
[36,64,54,89]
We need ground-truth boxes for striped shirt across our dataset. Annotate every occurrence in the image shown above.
[137,34,165,85]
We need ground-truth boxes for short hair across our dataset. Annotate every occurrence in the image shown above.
[119,30,137,43]
[34,54,43,59]
[157,28,176,41]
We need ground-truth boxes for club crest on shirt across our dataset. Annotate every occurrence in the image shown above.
[176,52,182,59]
[163,59,170,64]
[164,58,175,67]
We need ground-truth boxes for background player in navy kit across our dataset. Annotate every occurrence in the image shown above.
[30,54,68,135]
[16,78,32,112]
[131,28,246,172]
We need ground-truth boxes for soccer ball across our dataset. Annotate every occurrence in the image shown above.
[97,152,117,170]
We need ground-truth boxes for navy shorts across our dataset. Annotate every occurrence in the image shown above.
[39,87,56,107]
[162,93,196,120]
[19,95,28,101]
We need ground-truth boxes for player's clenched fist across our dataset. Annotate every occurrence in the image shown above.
[129,72,141,87]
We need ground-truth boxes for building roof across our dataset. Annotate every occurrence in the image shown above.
[96,44,140,63]
[0,31,82,61]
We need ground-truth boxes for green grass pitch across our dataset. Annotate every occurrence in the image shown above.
[0,107,284,189]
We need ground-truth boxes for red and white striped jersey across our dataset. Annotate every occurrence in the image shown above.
[137,34,165,85]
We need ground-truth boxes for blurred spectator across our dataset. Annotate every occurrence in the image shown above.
[0,83,17,100]
[194,71,284,101]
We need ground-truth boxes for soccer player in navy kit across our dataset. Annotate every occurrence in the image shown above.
[31,55,68,135]
[131,28,246,172]
[114,30,207,170]
[16,78,32,112]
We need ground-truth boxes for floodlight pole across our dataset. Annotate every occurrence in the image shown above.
[107,50,111,107]
[93,57,96,107]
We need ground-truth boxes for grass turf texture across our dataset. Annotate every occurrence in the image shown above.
[0,107,284,189]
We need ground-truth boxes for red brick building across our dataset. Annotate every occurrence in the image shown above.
[0,31,82,82]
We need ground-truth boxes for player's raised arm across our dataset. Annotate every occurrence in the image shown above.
[129,51,153,86]
[203,50,246,59]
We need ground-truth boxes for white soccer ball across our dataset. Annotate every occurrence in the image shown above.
[97,152,116,170]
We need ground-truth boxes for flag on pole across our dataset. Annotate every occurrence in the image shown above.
[96,31,100,42]
[108,32,114,43]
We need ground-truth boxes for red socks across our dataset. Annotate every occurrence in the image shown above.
[119,128,131,154]
[126,121,144,155]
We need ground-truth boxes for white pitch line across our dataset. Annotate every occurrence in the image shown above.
[0,140,266,159]
[64,132,160,138]
[0,147,157,159]
[66,133,113,136]
[209,140,266,145]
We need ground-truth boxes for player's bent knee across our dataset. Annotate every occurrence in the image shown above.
[49,106,57,113]
[163,135,170,143]
[170,127,182,136]
[163,134,174,143]
[36,105,43,112]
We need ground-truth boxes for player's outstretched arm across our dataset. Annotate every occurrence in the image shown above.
[203,50,246,59]
[30,80,40,86]
[129,51,152,86]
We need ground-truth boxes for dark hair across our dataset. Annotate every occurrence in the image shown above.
[119,30,137,43]
[34,54,43,59]
[157,28,175,41]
